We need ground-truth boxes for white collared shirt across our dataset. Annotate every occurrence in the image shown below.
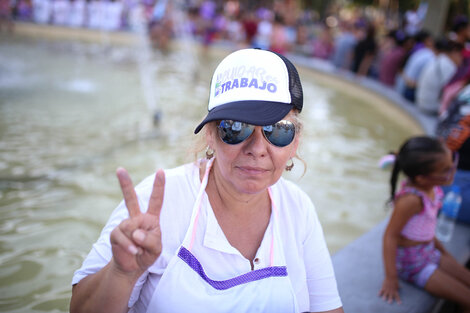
[72,162,342,312]
[417,53,457,114]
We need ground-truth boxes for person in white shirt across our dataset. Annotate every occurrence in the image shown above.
[70,49,344,313]
[396,30,435,102]
[416,39,463,115]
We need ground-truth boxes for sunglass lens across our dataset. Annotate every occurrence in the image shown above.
[263,121,295,147]
[218,120,254,144]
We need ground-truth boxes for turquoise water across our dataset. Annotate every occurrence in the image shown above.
[0,33,415,312]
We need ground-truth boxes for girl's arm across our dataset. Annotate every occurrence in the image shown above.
[380,195,422,304]
[433,236,450,255]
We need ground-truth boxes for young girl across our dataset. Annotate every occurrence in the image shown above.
[379,136,470,310]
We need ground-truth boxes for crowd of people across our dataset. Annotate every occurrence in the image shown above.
[2,1,470,116]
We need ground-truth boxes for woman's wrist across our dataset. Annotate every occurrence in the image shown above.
[109,258,145,285]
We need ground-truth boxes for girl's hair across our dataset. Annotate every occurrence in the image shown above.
[389,136,446,201]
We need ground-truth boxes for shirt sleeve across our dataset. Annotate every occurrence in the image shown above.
[302,198,343,312]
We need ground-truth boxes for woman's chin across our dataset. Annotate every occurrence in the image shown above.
[233,181,269,195]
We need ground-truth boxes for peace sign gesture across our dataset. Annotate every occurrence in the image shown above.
[110,168,165,278]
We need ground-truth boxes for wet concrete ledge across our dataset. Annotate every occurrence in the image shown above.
[333,220,470,313]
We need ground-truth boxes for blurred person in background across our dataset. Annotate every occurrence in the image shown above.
[252,7,272,50]
[241,9,257,47]
[378,30,414,87]
[311,25,334,60]
[416,39,463,115]
[0,0,14,32]
[351,22,378,77]
[331,21,358,70]
[226,11,244,48]
[149,0,173,50]
[270,13,289,55]
[15,0,31,20]
[403,3,427,37]
[396,30,435,102]
[199,0,217,48]
[447,16,470,86]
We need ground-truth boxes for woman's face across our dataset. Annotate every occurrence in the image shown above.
[206,111,300,195]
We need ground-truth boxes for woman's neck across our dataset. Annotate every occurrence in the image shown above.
[203,160,272,263]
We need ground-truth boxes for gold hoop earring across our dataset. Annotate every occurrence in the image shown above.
[206,146,214,159]
[285,158,294,171]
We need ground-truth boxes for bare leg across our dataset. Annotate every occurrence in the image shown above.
[425,268,470,311]
[440,253,470,288]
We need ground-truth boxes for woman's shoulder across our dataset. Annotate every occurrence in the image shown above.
[273,178,324,247]
[273,177,311,201]
[272,178,315,217]
[394,185,425,214]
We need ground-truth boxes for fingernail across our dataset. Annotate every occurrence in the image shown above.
[128,245,138,255]
[133,230,146,242]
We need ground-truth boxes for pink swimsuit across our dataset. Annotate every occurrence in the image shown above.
[396,182,444,241]
[393,182,444,287]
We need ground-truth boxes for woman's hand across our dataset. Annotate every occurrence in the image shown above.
[110,168,165,278]
[379,277,401,304]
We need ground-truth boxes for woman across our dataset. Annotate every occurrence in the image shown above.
[70,49,343,313]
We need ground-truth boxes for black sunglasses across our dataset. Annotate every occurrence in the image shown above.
[217,120,296,147]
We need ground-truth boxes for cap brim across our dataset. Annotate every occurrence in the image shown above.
[194,101,293,134]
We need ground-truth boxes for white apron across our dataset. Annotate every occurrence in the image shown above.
[145,158,300,313]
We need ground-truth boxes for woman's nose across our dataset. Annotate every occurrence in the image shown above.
[243,127,268,157]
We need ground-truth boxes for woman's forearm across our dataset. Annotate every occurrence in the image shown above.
[70,260,141,313]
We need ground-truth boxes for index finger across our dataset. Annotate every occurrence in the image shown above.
[116,167,141,218]
[147,169,165,216]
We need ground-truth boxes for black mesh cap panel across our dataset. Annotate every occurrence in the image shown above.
[272,52,303,112]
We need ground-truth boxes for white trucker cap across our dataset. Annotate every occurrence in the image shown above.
[194,48,303,133]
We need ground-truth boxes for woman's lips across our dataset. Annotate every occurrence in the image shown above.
[236,166,269,175]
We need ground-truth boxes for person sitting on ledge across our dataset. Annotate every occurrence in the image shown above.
[379,136,470,310]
